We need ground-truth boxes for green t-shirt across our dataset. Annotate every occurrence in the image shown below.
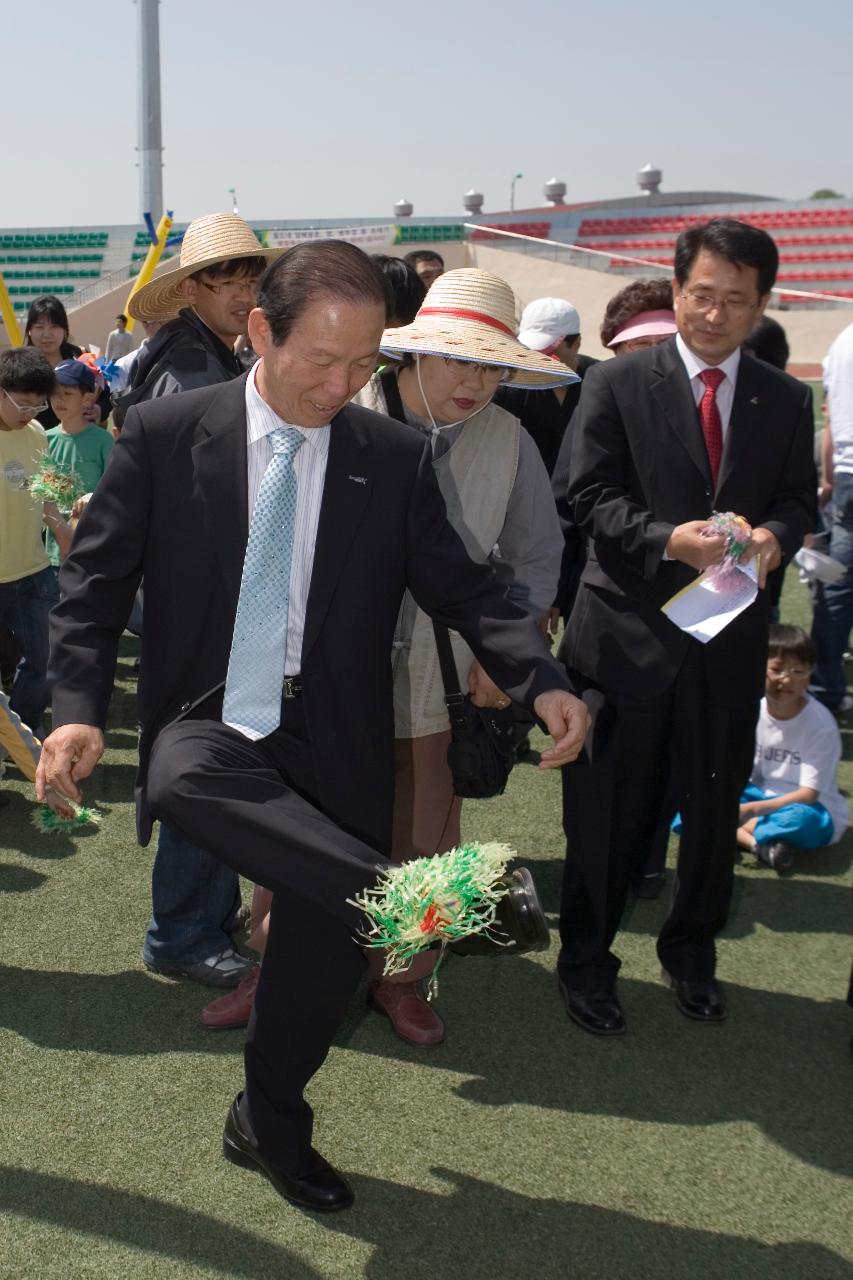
[45,425,114,566]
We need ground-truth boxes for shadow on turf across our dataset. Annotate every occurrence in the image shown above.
[619,870,853,939]
[0,791,79,860]
[0,1166,322,1279]
[530,846,852,940]
[334,1168,853,1280]
[0,863,48,893]
[2,1165,850,1280]
[0,965,244,1059]
[341,964,853,1180]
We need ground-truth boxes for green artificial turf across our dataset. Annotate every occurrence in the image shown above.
[1,571,851,1279]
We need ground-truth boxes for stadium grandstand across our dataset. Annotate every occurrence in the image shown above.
[469,187,853,306]
[2,174,852,369]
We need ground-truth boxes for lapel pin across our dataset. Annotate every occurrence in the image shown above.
[348,474,367,485]
[750,396,759,405]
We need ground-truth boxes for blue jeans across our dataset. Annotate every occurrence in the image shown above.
[0,565,59,735]
[143,822,241,966]
[811,471,853,710]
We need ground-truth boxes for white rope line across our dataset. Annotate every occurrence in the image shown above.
[462,222,853,306]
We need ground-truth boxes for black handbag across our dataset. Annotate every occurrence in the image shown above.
[433,622,516,799]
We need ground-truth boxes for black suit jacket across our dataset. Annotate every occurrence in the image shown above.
[559,337,816,706]
[49,375,570,850]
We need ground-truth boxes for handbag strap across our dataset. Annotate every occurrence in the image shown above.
[381,370,464,712]
[432,622,466,707]
[379,368,408,424]
[382,366,465,712]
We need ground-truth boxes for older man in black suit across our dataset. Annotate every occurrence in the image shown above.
[37,242,588,1212]
[555,219,816,1037]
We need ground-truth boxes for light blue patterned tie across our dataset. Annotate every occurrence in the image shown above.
[223,427,304,739]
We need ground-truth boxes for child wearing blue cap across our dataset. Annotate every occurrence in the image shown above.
[46,359,113,567]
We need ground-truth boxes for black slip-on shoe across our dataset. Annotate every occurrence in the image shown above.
[223,1095,354,1213]
[450,866,550,957]
[558,978,626,1036]
[662,970,726,1022]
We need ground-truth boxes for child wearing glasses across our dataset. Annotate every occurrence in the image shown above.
[0,348,70,738]
[736,624,848,872]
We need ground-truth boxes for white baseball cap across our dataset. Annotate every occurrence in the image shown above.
[517,297,581,352]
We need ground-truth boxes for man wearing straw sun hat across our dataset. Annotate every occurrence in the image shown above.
[354,267,579,1046]
[120,213,284,993]
[121,211,282,409]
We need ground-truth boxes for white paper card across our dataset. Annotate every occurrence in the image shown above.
[662,560,759,643]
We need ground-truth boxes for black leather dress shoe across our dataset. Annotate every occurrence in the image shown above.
[631,871,666,900]
[450,866,550,957]
[223,1096,354,1212]
[663,971,726,1022]
[558,979,626,1036]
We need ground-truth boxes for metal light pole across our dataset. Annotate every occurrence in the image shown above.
[510,171,523,212]
[228,186,238,214]
[138,0,163,225]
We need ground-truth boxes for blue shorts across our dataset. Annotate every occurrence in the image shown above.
[741,783,834,849]
[672,784,835,849]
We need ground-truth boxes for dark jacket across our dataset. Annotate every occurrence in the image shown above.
[499,357,598,616]
[495,356,597,478]
[113,308,241,425]
[560,338,816,706]
[50,375,571,850]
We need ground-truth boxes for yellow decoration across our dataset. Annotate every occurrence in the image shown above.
[124,213,173,335]
[0,270,23,346]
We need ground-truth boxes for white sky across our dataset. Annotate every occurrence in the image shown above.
[5,0,851,227]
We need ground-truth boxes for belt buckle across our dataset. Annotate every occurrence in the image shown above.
[282,675,302,699]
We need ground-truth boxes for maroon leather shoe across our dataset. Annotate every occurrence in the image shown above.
[200,962,260,1030]
[367,979,445,1046]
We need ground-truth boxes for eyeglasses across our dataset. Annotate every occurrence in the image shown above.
[680,290,758,316]
[199,277,260,299]
[442,357,509,381]
[3,388,48,416]
[767,664,810,678]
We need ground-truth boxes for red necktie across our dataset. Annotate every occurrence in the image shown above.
[698,367,725,487]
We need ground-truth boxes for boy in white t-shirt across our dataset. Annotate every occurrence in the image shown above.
[737,624,849,873]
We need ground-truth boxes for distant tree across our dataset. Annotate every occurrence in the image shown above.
[810,188,844,199]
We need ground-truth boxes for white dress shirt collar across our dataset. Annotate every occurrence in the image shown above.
[676,332,741,388]
[245,361,330,456]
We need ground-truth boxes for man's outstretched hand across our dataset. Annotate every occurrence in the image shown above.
[36,725,104,816]
[533,690,591,769]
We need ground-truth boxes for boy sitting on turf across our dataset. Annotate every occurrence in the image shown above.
[737,624,849,872]
[45,359,113,567]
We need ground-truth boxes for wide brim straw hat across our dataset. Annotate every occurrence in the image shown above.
[380,269,579,389]
[128,213,285,323]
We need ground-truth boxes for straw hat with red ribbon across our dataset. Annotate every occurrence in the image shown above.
[380,269,578,389]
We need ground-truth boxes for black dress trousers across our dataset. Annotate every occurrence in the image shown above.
[147,697,387,1173]
[559,644,758,991]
